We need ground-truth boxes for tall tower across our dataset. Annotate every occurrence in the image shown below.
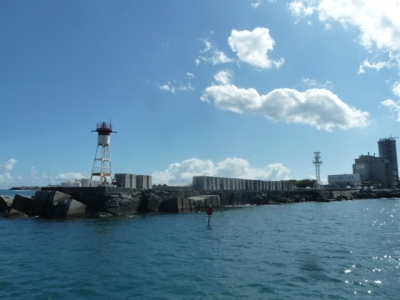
[89,122,117,187]
[313,152,323,189]
[378,137,398,188]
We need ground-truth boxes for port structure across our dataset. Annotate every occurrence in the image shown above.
[313,152,323,189]
[89,122,117,187]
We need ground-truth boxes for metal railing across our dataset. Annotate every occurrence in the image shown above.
[96,122,112,130]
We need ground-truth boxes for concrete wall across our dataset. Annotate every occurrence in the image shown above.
[115,173,136,188]
[136,175,152,189]
[192,176,293,191]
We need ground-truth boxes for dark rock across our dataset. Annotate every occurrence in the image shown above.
[138,192,163,213]
[375,191,392,198]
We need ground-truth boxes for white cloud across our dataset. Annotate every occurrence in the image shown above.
[202,73,369,131]
[393,82,400,97]
[289,1,400,61]
[215,159,290,180]
[251,0,276,8]
[380,82,400,119]
[160,84,173,93]
[210,51,232,65]
[289,1,316,17]
[381,99,400,121]
[251,1,263,8]
[228,27,285,69]
[358,59,393,74]
[159,81,195,93]
[200,38,212,53]
[55,172,84,181]
[152,158,290,184]
[302,77,333,89]
[214,70,233,86]
[0,158,17,184]
[196,38,233,65]
[30,167,37,176]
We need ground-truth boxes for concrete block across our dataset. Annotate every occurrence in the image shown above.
[115,173,136,188]
[32,190,71,218]
[136,175,152,189]
[136,175,144,189]
[0,196,12,212]
[4,209,29,219]
[12,194,34,215]
[64,200,87,218]
[147,176,152,189]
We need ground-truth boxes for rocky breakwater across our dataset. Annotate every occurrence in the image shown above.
[337,189,400,200]
[0,190,87,219]
[3,187,399,220]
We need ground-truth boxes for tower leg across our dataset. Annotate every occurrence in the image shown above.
[89,145,100,187]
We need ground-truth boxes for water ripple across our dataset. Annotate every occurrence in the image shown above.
[1,199,400,299]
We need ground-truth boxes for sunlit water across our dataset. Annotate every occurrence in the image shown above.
[1,190,400,299]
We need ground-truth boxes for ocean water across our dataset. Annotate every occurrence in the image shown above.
[1,190,400,299]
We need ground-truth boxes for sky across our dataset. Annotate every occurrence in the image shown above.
[2,0,400,188]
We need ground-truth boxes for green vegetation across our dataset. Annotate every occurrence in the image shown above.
[288,179,316,188]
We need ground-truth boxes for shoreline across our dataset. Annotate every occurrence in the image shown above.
[9,186,42,191]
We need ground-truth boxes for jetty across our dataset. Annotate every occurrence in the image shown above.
[2,186,400,220]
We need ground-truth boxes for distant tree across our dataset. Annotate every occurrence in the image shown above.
[289,179,317,188]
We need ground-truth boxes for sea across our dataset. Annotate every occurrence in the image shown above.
[1,189,399,299]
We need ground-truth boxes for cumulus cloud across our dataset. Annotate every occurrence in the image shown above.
[201,70,369,131]
[228,27,285,69]
[159,81,195,93]
[55,172,84,181]
[0,158,17,184]
[214,70,233,86]
[196,38,233,65]
[289,1,400,62]
[152,158,290,184]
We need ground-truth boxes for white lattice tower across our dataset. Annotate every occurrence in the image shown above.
[89,122,117,187]
[312,152,323,189]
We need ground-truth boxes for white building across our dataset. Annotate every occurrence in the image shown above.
[327,174,361,188]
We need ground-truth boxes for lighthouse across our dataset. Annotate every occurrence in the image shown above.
[89,122,117,187]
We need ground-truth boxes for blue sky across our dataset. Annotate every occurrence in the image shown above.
[2,0,400,188]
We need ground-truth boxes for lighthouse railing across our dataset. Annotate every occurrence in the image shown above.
[91,167,111,176]
[96,122,112,130]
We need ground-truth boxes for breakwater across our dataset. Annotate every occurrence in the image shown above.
[1,186,400,219]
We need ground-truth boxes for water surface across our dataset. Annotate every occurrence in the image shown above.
[1,190,399,299]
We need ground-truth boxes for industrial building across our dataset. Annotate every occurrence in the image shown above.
[378,137,399,188]
[60,178,94,187]
[192,176,293,191]
[352,137,399,189]
[114,174,152,189]
[327,174,361,188]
